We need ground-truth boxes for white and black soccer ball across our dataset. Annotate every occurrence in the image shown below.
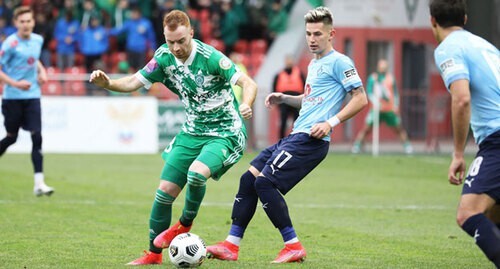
[168,233,207,268]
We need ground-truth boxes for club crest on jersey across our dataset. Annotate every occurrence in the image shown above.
[219,57,231,70]
[317,66,324,76]
[27,57,35,65]
[195,74,204,86]
[10,39,18,48]
[144,58,158,74]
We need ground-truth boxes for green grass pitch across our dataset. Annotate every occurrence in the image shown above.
[0,153,493,268]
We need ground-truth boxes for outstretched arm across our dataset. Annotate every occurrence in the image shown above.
[265,92,303,109]
[89,70,145,93]
[235,73,258,119]
[310,86,368,139]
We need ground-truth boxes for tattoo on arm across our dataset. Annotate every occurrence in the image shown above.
[350,86,365,96]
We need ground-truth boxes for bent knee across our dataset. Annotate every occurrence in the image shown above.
[457,209,484,227]
[187,171,207,187]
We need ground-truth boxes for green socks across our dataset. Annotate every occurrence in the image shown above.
[149,189,175,253]
[180,171,207,226]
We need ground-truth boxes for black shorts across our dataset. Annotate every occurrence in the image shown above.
[250,133,329,195]
[462,130,500,202]
[1,99,42,133]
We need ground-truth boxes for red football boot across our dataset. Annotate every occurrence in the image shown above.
[207,240,239,261]
[153,220,192,249]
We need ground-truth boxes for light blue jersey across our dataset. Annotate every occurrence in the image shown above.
[434,30,500,144]
[0,33,43,100]
[292,50,363,141]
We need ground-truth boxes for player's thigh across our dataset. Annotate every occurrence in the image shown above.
[1,100,23,133]
[250,139,282,173]
[261,133,329,195]
[462,134,500,204]
[22,99,42,132]
[196,133,246,180]
[160,134,202,188]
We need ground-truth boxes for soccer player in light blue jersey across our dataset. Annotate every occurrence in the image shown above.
[430,0,500,266]
[0,6,53,197]
[207,6,368,263]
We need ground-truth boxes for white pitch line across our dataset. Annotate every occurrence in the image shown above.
[0,200,451,211]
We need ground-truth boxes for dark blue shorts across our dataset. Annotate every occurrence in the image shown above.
[250,133,329,195]
[1,99,42,133]
[462,130,500,203]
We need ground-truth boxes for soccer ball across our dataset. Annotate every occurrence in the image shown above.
[168,233,207,268]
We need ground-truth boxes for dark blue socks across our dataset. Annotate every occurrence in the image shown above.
[229,171,258,238]
[462,213,500,267]
[254,176,296,242]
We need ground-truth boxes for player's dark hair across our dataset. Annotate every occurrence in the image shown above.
[163,10,191,31]
[304,6,333,26]
[13,6,33,20]
[429,0,467,28]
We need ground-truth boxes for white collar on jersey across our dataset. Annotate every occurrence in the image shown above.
[174,40,197,66]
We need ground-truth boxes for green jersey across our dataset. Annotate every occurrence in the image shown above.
[137,39,245,137]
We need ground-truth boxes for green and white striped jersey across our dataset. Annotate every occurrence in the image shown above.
[136,39,245,137]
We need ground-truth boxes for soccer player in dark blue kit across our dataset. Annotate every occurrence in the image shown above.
[430,0,500,267]
[207,6,367,263]
[0,6,53,196]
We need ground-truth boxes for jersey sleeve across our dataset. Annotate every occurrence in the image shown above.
[207,50,241,85]
[333,56,363,92]
[0,37,13,67]
[434,45,469,90]
[136,52,165,89]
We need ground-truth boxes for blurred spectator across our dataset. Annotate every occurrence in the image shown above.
[95,0,115,19]
[112,0,131,51]
[112,0,131,27]
[81,0,100,29]
[218,0,239,55]
[79,15,109,72]
[33,13,53,67]
[57,0,81,21]
[0,0,12,22]
[0,16,15,47]
[54,10,79,70]
[128,0,154,19]
[266,1,288,45]
[242,0,267,40]
[272,54,305,139]
[110,5,156,71]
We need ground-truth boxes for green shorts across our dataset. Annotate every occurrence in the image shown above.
[365,110,401,127]
[160,131,246,187]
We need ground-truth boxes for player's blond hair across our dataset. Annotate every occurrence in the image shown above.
[163,10,191,31]
[13,6,33,20]
[304,6,333,26]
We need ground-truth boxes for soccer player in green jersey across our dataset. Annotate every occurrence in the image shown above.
[89,10,257,265]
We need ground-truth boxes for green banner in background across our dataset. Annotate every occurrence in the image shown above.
[158,101,185,149]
